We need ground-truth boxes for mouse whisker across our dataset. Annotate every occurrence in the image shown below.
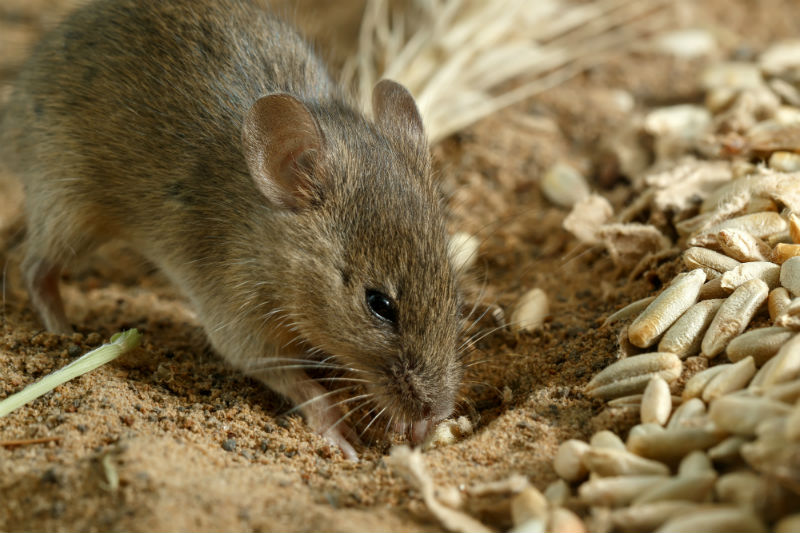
[256,306,288,323]
[559,242,600,268]
[456,321,511,355]
[284,322,303,334]
[453,395,480,423]
[333,365,374,376]
[353,404,380,434]
[303,346,338,363]
[457,303,498,352]
[253,356,347,367]
[457,326,489,355]
[301,345,384,380]
[296,376,371,385]
[321,376,372,384]
[462,358,493,369]
[208,298,273,334]
[458,323,501,352]
[461,379,506,400]
[302,344,324,356]
[323,396,375,435]
[460,378,492,387]
[324,392,374,413]
[462,303,492,340]
[247,364,357,377]
[252,355,329,363]
[259,310,290,325]
[453,395,475,411]
[279,336,305,351]
[264,359,375,377]
[462,271,491,326]
[464,350,527,368]
[245,359,351,372]
[480,314,547,337]
[361,404,388,436]
[317,354,341,366]
[259,306,287,320]
[283,385,361,415]
[384,411,399,441]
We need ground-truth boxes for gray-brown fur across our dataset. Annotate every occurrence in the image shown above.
[0,0,463,457]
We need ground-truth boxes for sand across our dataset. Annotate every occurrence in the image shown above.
[1,0,798,531]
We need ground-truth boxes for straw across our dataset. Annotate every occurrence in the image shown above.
[0,329,141,417]
[344,0,670,143]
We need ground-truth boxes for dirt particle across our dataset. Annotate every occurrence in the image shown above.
[2,2,795,531]
[325,492,340,508]
[41,467,61,485]
[317,445,333,459]
[221,438,236,452]
[50,501,66,519]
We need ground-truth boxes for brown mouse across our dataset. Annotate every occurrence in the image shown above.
[0,0,464,459]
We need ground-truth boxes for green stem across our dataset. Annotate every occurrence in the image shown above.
[0,329,142,418]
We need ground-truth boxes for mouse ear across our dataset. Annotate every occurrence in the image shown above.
[372,79,427,151]
[242,94,325,209]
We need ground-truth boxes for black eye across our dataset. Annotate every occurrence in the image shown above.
[366,289,397,323]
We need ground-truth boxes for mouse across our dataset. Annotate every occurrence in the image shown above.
[0,0,465,460]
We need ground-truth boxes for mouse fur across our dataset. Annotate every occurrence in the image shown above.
[0,0,463,458]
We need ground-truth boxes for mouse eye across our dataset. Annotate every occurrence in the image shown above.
[366,289,397,323]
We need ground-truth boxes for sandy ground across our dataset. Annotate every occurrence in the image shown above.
[1,0,799,531]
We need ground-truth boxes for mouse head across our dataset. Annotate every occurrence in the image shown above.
[242,80,464,438]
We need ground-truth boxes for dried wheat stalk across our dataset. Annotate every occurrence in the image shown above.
[343,0,671,144]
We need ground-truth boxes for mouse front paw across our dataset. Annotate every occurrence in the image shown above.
[298,393,363,460]
[255,366,363,460]
[318,420,360,461]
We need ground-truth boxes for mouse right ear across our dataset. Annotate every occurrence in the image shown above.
[372,80,427,153]
[242,94,325,209]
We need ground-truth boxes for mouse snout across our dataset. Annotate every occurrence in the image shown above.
[382,355,455,423]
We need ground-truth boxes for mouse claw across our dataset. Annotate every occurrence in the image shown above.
[394,419,435,446]
[409,419,434,445]
[322,426,359,461]
[315,417,361,461]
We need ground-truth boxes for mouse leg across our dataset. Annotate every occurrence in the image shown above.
[21,253,71,334]
[20,201,101,334]
[248,366,361,460]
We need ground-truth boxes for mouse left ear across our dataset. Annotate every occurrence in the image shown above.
[242,94,325,209]
[372,80,427,153]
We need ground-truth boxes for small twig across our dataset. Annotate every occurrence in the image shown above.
[101,453,120,492]
[0,436,62,448]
